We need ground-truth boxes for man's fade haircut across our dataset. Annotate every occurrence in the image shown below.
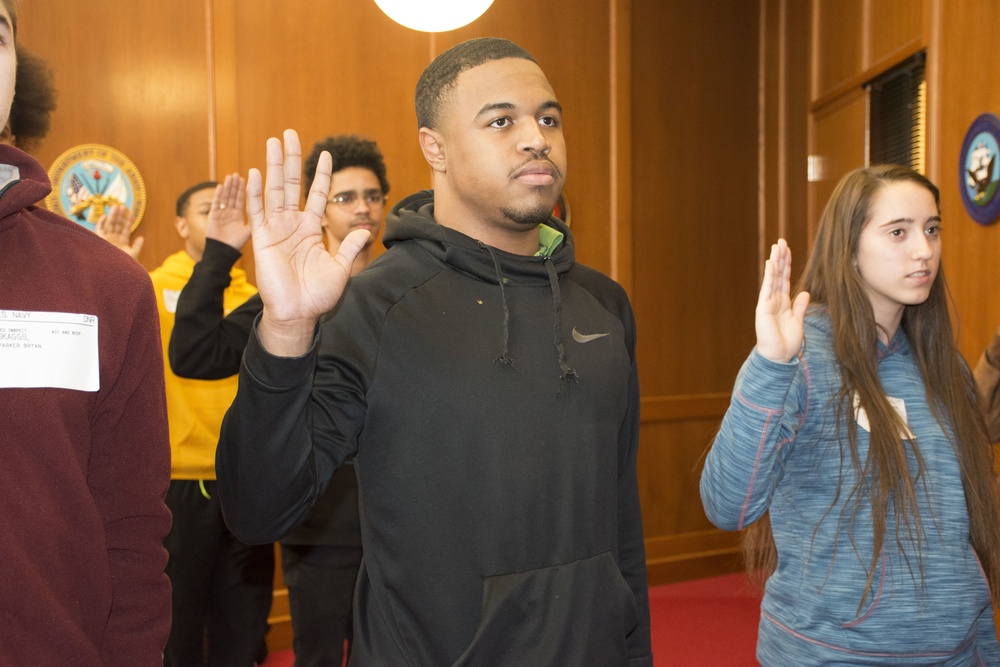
[415,37,537,130]
[304,134,390,195]
[10,47,56,152]
[175,181,218,217]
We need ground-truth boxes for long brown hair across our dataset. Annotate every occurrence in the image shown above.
[743,164,1000,608]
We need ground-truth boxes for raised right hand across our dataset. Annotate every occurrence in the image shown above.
[248,129,370,357]
[93,204,143,261]
[207,172,251,250]
[755,239,810,363]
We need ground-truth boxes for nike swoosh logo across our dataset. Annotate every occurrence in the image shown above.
[572,326,610,343]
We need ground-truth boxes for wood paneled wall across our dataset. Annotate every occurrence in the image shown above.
[806,0,1000,364]
[631,0,765,582]
[807,0,926,233]
[18,0,214,271]
[17,0,626,278]
[935,1,1000,362]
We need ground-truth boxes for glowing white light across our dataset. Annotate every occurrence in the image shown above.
[374,0,495,33]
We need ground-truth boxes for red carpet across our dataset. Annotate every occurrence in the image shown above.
[650,572,761,666]
[262,573,762,666]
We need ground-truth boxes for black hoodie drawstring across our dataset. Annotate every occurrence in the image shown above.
[543,257,578,386]
[484,243,515,368]
[481,243,578,387]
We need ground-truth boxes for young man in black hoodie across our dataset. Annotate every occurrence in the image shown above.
[216,37,652,666]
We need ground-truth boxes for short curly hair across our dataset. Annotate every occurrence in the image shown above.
[9,47,57,152]
[415,37,536,130]
[304,135,389,195]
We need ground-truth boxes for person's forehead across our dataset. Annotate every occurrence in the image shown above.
[871,181,934,209]
[188,188,215,208]
[331,166,380,190]
[452,58,554,104]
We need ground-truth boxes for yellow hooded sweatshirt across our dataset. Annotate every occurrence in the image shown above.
[150,251,257,480]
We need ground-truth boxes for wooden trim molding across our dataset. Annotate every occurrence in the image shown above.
[809,36,925,113]
[610,0,633,294]
[645,530,743,585]
[207,0,240,175]
[640,394,731,424]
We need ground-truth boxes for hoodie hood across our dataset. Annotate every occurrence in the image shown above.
[158,249,252,294]
[0,144,54,231]
[383,189,575,285]
[385,189,579,382]
[805,304,908,360]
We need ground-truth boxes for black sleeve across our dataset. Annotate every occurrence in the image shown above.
[216,270,377,545]
[216,320,324,543]
[168,238,263,379]
[616,300,652,666]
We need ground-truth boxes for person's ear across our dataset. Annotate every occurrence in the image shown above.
[174,215,189,239]
[419,127,447,174]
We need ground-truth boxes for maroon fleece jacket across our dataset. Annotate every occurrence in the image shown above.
[0,144,171,665]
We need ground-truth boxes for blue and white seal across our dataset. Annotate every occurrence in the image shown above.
[959,113,1000,225]
[45,143,146,231]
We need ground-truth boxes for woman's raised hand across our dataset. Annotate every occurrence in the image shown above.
[755,239,810,363]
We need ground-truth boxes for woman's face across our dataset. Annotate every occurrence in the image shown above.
[855,180,941,334]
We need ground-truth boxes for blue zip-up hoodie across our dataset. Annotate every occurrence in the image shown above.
[701,310,999,665]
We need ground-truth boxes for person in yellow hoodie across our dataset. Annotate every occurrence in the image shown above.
[150,177,274,667]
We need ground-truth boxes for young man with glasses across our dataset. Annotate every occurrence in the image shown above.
[169,136,389,666]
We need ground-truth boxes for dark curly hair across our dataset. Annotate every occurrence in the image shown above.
[9,46,56,152]
[415,37,536,130]
[304,134,389,195]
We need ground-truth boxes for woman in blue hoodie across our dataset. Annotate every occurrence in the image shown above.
[701,164,1000,665]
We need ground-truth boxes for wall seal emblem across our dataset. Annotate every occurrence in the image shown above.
[959,113,1000,225]
[45,143,146,231]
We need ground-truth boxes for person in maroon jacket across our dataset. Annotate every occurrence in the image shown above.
[0,2,172,664]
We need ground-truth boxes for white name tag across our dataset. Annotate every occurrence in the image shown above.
[0,310,100,391]
[853,392,914,439]
[163,288,180,314]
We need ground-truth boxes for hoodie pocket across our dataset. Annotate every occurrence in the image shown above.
[452,551,638,667]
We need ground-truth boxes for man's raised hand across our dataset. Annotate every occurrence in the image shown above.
[207,173,251,250]
[94,204,143,260]
[249,129,370,357]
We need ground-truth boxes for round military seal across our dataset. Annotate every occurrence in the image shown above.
[959,113,1000,225]
[45,143,146,231]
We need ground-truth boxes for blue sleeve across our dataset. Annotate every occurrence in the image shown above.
[700,348,807,530]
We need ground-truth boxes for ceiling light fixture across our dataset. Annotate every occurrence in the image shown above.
[373,0,495,32]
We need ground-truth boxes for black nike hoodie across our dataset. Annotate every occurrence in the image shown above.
[218,190,652,666]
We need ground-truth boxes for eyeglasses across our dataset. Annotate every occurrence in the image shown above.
[327,190,386,208]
